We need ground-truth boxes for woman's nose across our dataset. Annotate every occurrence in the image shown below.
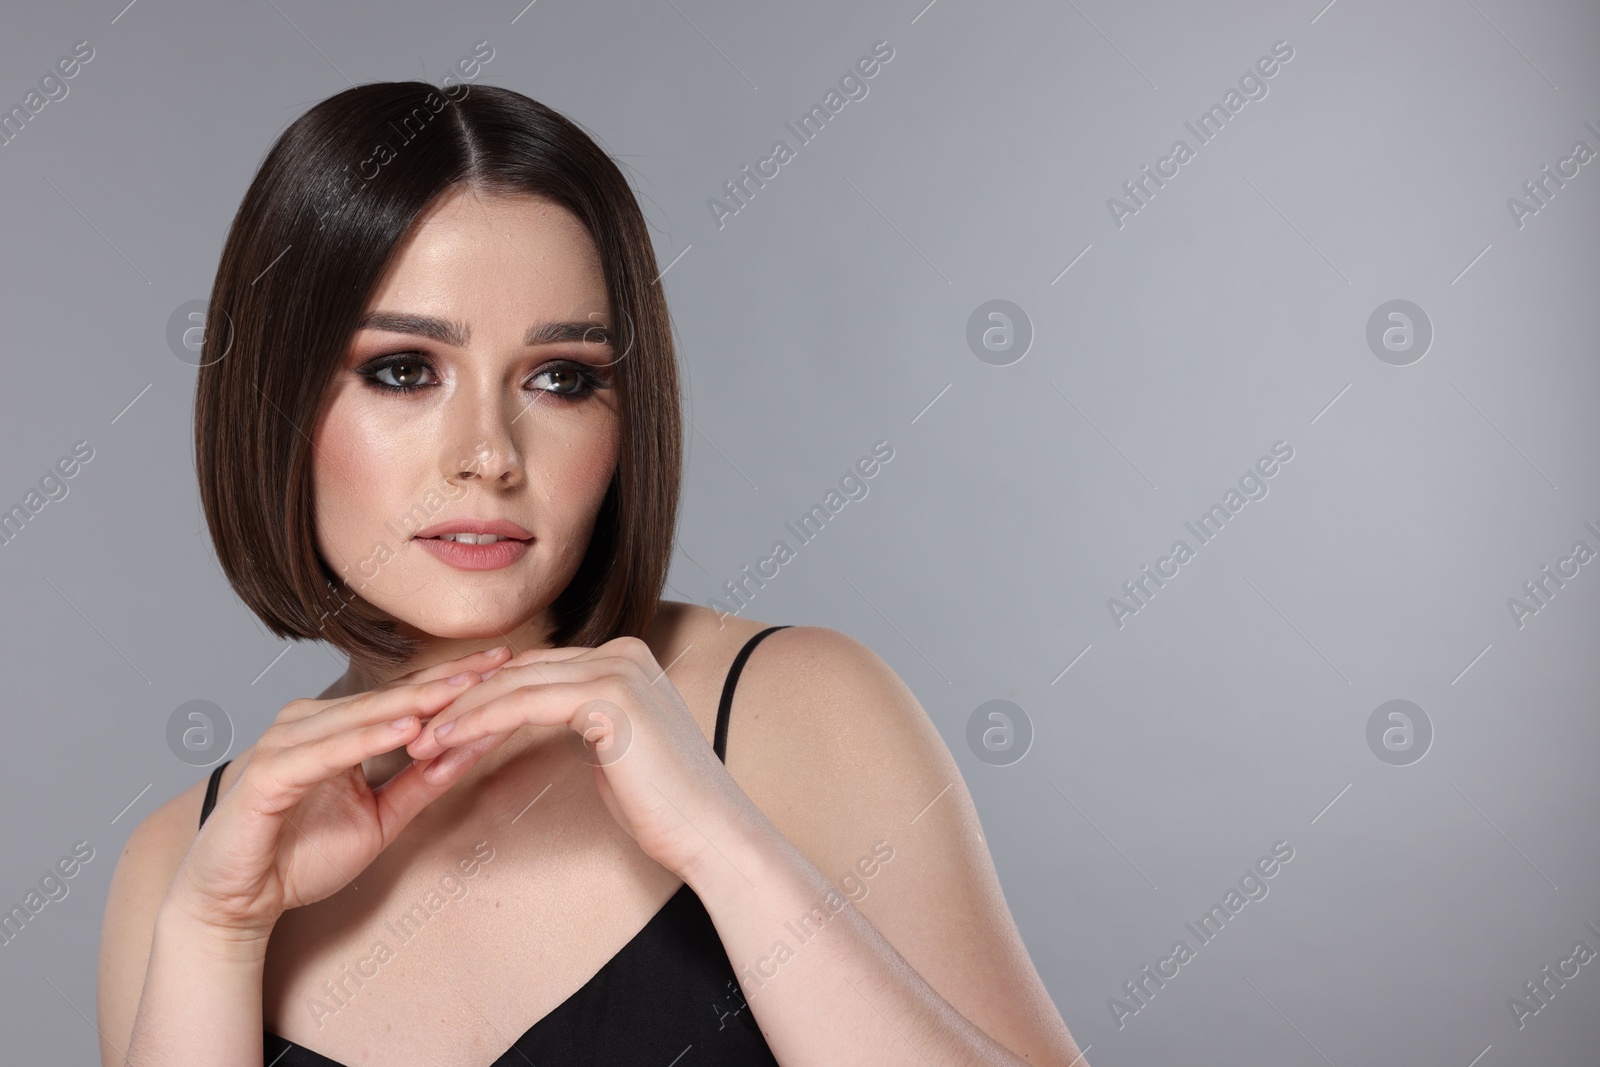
[442,389,524,487]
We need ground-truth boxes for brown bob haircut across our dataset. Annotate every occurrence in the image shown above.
[195,80,682,668]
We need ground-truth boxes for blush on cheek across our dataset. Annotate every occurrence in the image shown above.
[310,405,422,596]
[530,425,618,562]
[312,416,368,549]
[556,429,619,510]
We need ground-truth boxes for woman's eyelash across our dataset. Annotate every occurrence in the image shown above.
[356,354,609,400]
[358,354,434,393]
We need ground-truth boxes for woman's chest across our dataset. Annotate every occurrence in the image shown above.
[259,763,690,1066]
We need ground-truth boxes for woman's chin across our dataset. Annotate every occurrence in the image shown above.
[389,611,540,644]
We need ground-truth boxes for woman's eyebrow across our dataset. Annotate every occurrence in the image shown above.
[355,311,467,345]
[355,311,613,348]
[524,319,613,347]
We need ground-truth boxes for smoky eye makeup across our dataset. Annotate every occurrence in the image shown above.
[354,350,611,400]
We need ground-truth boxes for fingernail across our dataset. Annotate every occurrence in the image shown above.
[486,646,509,657]
[390,716,416,730]
[433,720,456,738]
[446,671,475,685]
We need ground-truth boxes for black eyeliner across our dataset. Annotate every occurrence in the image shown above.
[356,354,609,399]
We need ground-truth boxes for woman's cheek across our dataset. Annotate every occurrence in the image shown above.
[536,408,618,494]
[540,427,618,562]
[313,464,381,592]
[311,403,430,598]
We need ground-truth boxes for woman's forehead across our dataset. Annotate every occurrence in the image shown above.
[366,194,610,331]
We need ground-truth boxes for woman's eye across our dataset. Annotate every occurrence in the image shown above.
[530,363,604,398]
[359,356,603,398]
[531,369,588,398]
[364,356,432,391]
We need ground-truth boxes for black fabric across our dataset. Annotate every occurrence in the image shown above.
[197,625,791,1066]
[199,755,225,825]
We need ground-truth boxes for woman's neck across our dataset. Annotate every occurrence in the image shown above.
[317,616,557,784]
[326,615,556,696]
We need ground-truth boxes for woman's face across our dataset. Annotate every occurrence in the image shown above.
[312,186,622,655]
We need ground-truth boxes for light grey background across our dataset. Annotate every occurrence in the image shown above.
[2,0,1597,1064]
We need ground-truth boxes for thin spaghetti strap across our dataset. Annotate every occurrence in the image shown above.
[713,625,791,764]
[198,760,232,830]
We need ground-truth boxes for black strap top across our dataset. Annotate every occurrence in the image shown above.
[198,626,790,1066]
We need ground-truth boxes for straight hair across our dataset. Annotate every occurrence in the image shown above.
[194,81,682,667]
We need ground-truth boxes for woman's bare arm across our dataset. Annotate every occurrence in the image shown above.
[98,778,269,1067]
[98,648,510,1066]
[680,626,1086,1066]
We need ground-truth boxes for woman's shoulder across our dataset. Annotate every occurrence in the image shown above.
[649,595,920,701]
[646,600,886,710]
[103,763,223,921]
[647,598,951,837]
[648,598,868,666]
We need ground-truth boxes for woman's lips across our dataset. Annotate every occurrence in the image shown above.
[415,535,531,571]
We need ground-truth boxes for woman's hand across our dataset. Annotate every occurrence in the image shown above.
[164,646,514,942]
[404,636,764,877]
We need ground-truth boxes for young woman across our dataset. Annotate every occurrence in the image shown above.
[96,81,1085,1066]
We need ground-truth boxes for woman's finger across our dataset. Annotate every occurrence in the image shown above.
[420,731,511,784]
[414,679,633,759]
[269,648,507,727]
[483,644,593,680]
[406,659,629,759]
[370,733,511,844]
[236,715,428,814]
[273,673,483,747]
[396,645,513,686]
